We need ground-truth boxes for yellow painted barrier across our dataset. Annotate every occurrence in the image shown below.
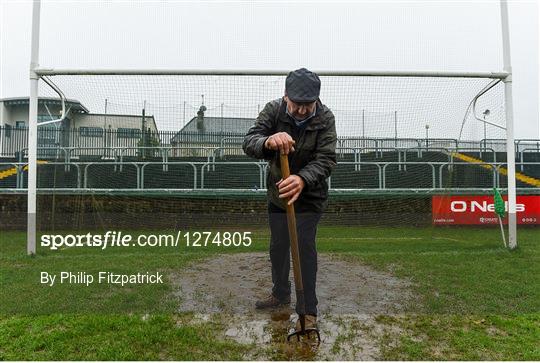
[0,161,48,180]
[450,152,540,188]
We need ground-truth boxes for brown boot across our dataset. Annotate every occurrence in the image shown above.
[295,314,317,331]
[255,294,291,309]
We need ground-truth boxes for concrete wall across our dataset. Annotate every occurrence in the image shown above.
[1,103,65,127]
[0,103,67,157]
[67,114,159,156]
[74,113,158,133]
[0,102,8,126]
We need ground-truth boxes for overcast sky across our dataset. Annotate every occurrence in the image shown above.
[0,0,538,138]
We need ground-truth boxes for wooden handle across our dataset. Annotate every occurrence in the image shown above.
[279,153,304,293]
[280,153,291,179]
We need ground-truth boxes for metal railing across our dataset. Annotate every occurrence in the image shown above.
[140,162,198,189]
[3,126,538,160]
[200,161,267,189]
[3,160,539,191]
[10,162,82,189]
[519,148,540,171]
[8,141,537,172]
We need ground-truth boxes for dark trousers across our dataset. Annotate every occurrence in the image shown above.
[268,203,322,316]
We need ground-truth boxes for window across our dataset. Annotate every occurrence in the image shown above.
[4,124,12,138]
[117,128,141,139]
[80,126,104,137]
[15,121,26,128]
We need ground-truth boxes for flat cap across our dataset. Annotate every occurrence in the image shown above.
[285,68,321,103]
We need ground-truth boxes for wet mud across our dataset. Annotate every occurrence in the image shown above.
[170,252,414,360]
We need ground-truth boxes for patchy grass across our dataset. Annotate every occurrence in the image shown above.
[1,226,539,360]
[0,314,250,360]
[377,314,540,361]
[316,226,540,315]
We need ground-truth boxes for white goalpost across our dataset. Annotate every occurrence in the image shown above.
[500,0,518,250]
[26,0,519,255]
[27,0,41,255]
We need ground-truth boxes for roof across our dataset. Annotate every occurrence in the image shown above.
[180,116,255,134]
[170,116,255,144]
[0,97,89,113]
[85,112,155,120]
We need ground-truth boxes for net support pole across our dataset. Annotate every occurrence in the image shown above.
[27,0,41,255]
[500,0,517,249]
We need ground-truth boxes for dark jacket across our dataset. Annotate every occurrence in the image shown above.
[243,98,337,212]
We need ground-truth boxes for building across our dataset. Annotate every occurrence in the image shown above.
[169,105,254,157]
[0,97,159,159]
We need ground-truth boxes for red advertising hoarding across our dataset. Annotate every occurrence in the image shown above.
[432,195,540,225]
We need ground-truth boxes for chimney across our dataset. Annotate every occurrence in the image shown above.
[196,105,206,132]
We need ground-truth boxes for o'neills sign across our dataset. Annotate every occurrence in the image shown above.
[432,195,540,225]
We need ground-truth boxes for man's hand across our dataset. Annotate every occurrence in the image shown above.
[265,132,295,155]
[277,175,305,205]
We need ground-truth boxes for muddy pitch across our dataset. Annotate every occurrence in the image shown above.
[170,252,414,360]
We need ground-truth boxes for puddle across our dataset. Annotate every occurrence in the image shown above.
[170,252,414,360]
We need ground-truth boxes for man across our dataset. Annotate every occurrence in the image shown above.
[242,68,337,330]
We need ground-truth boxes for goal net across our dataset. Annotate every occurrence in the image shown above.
[15,71,522,239]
